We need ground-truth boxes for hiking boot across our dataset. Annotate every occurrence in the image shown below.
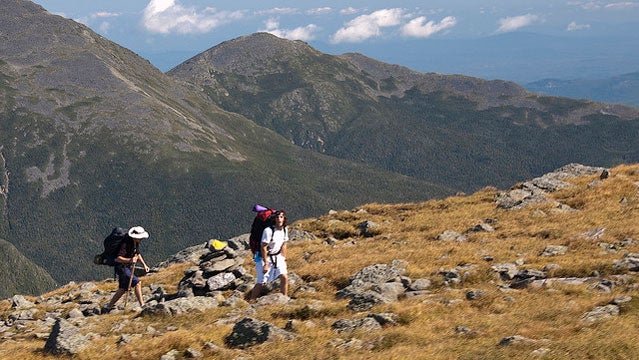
[101,305,114,314]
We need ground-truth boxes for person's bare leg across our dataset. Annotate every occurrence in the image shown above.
[106,288,126,308]
[250,283,263,301]
[279,274,288,296]
[134,282,144,306]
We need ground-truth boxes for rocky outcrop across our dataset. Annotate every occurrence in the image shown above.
[43,318,92,355]
[496,163,607,210]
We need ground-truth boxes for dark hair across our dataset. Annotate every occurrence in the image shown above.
[275,210,288,227]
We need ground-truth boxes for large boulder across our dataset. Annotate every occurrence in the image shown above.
[44,318,91,355]
[225,317,297,348]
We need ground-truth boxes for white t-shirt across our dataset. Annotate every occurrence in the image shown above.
[261,226,288,255]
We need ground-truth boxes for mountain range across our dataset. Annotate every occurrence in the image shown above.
[168,33,639,192]
[525,72,639,108]
[2,0,639,297]
[0,0,448,294]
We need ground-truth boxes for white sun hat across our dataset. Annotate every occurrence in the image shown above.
[128,226,149,239]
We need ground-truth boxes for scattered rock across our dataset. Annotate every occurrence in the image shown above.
[498,335,550,347]
[358,220,380,237]
[540,245,568,257]
[436,230,467,242]
[331,317,382,334]
[581,304,620,322]
[225,317,297,349]
[466,289,486,300]
[613,254,639,272]
[44,318,91,355]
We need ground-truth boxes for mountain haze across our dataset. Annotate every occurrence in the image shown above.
[0,1,451,294]
[168,33,639,192]
[526,72,639,108]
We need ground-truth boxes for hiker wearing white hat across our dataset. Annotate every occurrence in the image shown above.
[103,226,150,313]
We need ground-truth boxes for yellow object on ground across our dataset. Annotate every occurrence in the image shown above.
[209,239,227,251]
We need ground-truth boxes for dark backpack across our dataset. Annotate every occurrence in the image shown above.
[93,227,129,266]
[249,205,276,254]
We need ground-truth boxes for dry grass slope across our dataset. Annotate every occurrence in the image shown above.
[2,164,639,359]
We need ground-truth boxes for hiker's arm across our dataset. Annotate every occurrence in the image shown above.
[281,242,287,258]
[261,242,269,272]
[138,253,150,272]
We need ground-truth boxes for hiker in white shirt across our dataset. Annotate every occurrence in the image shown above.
[250,210,289,301]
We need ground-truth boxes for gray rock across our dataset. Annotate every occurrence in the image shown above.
[466,289,486,300]
[225,317,297,349]
[373,282,406,303]
[254,293,290,307]
[540,245,568,257]
[498,335,550,346]
[202,258,238,276]
[409,278,432,291]
[141,296,218,316]
[44,318,90,355]
[160,349,180,360]
[206,272,236,291]
[67,308,84,319]
[466,222,495,233]
[613,254,639,272]
[491,263,519,280]
[347,291,386,312]
[10,295,35,309]
[367,313,399,327]
[436,230,467,242]
[510,269,547,288]
[580,227,606,240]
[358,220,380,237]
[581,304,620,322]
[184,347,202,358]
[331,317,382,334]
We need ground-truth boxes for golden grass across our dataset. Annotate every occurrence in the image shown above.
[4,164,639,359]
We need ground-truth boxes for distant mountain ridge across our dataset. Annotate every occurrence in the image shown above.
[525,72,639,108]
[0,0,450,295]
[168,32,639,192]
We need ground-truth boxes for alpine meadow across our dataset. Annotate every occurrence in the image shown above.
[1,1,639,358]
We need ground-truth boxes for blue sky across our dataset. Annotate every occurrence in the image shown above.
[31,0,639,83]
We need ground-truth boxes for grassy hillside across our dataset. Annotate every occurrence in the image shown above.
[0,238,57,297]
[2,163,638,359]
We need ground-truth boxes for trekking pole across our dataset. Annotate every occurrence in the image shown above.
[123,248,138,308]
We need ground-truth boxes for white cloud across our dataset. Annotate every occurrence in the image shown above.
[604,2,638,9]
[340,7,359,15]
[307,7,332,15]
[261,19,318,41]
[74,11,120,33]
[330,8,404,44]
[566,21,591,31]
[496,14,539,33]
[143,0,245,34]
[255,7,298,16]
[94,12,120,18]
[568,1,601,10]
[401,16,457,38]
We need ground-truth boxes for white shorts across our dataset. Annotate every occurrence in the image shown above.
[255,253,288,284]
